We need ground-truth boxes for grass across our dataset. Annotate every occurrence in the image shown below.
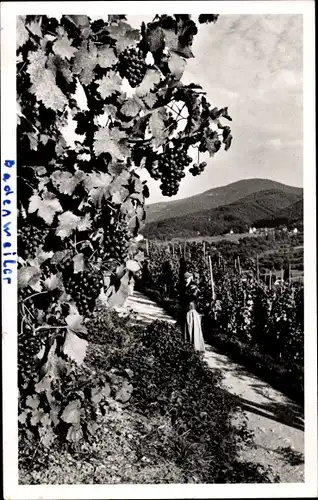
[19,309,277,484]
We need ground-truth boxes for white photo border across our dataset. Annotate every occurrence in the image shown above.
[1,2,316,499]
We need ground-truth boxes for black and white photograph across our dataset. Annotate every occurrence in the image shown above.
[1,1,317,498]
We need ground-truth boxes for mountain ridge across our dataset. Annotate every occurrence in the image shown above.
[145,178,302,225]
[143,180,303,240]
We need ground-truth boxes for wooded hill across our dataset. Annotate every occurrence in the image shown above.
[143,179,303,239]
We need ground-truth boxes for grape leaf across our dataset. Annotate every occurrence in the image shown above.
[53,27,77,60]
[108,170,130,205]
[96,71,122,99]
[50,402,61,426]
[38,176,50,192]
[84,171,112,205]
[30,68,68,111]
[17,16,29,49]
[77,213,92,232]
[39,134,50,146]
[203,130,222,156]
[115,380,133,403]
[28,49,68,111]
[27,48,47,85]
[18,266,41,290]
[34,375,52,393]
[98,46,117,68]
[224,133,233,151]
[26,394,41,410]
[142,92,158,109]
[103,104,118,119]
[162,28,179,52]
[149,109,169,148]
[107,272,131,308]
[66,423,83,443]
[107,22,140,53]
[28,192,62,225]
[27,19,42,38]
[73,253,84,274]
[126,260,140,272]
[121,97,141,118]
[91,384,111,404]
[108,161,127,176]
[146,25,165,52]
[26,132,38,151]
[30,409,45,426]
[44,274,62,291]
[73,40,98,86]
[134,250,145,263]
[66,313,88,336]
[63,331,88,365]
[91,386,103,404]
[18,411,29,424]
[135,69,161,97]
[61,400,81,424]
[93,126,130,160]
[56,211,81,239]
[39,339,68,380]
[51,170,85,195]
[51,249,72,266]
[120,198,135,217]
[29,249,54,268]
[38,425,56,448]
[168,51,186,79]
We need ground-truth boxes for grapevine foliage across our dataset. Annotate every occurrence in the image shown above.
[17,14,232,448]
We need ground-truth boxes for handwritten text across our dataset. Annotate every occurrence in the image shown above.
[2,160,16,284]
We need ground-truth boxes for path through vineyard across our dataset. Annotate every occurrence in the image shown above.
[126,290,304,483]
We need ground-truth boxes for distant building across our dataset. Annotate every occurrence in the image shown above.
[249,227,257,234]
[230,229,234,235]
[293,227,298,234]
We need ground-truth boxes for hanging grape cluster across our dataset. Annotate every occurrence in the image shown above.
[158,146,192,197]
[62,260,103,317]
[18,225,50,260]
[189,161,207,176]
[119,47,147,87]
[101,221,132,262]
[18,330,45,389]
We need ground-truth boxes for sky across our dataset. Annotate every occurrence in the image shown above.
[127,14,303,204]
[65,14,303,205]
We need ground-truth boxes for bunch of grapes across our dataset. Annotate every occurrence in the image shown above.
[198,14,219,24]
[18,224,49,260]
[158,146,192,197]
[119,47,147,87]
[189,161,207,176]
[18,322,48,389]
[62,260,103,317]
[91,19,105,33]
[102,222,131,261]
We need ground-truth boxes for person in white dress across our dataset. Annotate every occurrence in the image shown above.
[183,272,205,352]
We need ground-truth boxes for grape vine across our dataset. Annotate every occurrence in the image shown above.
[17,13,232,448]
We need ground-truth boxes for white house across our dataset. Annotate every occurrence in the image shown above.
[293,227,298,234]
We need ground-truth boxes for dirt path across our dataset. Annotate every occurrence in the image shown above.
[126,290,304,483]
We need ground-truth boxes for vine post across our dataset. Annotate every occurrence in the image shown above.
[208,254,216,300]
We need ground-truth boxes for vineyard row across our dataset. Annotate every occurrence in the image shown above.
[137,242,304,400]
